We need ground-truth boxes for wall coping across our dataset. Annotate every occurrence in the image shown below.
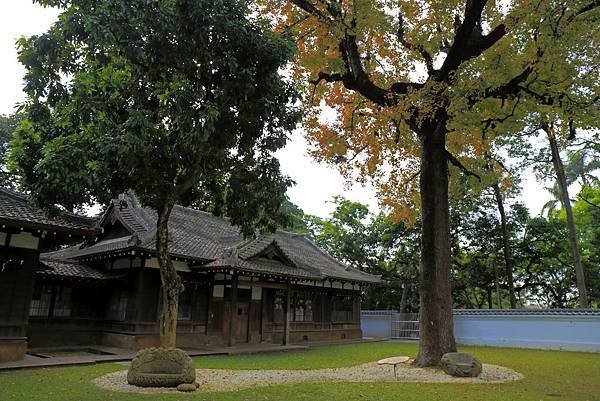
[362,309,600,317]
[453,309,600,316]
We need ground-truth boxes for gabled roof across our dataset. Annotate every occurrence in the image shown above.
[0,187,98,235]
[237,236,297,267]
[44,194,381,284]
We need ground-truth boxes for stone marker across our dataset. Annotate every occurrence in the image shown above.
[127,347,196,387]
[439,352,482,377]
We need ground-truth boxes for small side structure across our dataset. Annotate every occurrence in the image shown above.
[24,193,380,352]
[0,188,97,362]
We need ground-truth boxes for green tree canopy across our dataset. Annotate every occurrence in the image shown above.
[11,0,300,347]
[307,197,420,312]
[0,112,24,189]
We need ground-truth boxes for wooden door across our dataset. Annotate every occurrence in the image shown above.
[234,302,249,342]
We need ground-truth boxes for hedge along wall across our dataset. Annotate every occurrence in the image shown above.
[361,309,600,352]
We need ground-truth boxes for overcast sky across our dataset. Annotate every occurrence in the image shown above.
[0,2,552,218]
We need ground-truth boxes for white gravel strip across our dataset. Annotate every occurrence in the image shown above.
[94,362,522,394]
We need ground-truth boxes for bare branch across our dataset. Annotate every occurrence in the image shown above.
[338,32,390,105]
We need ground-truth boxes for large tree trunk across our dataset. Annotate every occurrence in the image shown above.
[156,200,184,348]
[415,122,457,367]
[492,183,516,308]
[544,125,589,308]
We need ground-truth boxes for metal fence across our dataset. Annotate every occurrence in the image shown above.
[392,312,419,339]
[361,310,419,339]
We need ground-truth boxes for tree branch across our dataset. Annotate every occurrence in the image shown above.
[475,64,535,102]
[292,1,424,108]
[397,14,434,73]
[338,32,390,105]
[438,0,494,80]
[567,0,600,23]
[578,194,600,211]
[289,0,332,25]
[446,150,482,181]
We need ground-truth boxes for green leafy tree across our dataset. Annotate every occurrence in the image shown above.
[279,199,312,233]
[449,177,523,309]
[570,183,600,306]
[513,215,579,307]
[0,112,24,189]
[307,197,420,312]
[541,120,590,307]
[564,147,600,188]
[11,0,300,348]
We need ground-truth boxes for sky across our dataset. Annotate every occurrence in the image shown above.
[0,2,553,218]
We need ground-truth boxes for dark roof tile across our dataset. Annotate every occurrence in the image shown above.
[38,258,120,281]
[0,188,98,233]
[44,195,381,284]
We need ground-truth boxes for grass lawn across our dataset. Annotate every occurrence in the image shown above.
[0,341,599,401]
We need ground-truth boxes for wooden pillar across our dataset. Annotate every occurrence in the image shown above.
[227,275,238,347]
[283,283,291,345]
[205,281,212,336]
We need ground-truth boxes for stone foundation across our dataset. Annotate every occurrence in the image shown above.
[290,329,362,343]
[0,338,27,362]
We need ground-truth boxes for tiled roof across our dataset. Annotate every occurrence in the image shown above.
[0,188,98,234]
[205,255,319,280]
[44,194,381,284]
[43,236,139,260]
[37,258,120,282]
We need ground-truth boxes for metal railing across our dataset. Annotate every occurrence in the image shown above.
[361,310,420,339]
[391,313,419,339]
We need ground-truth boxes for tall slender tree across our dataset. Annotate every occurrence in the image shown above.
[258,0,598,365]
[541,119,589,307]
[485,153,517,309]
[11,0,300,348]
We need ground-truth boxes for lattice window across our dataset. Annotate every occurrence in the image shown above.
[107,289,128,321]
[292,291,314,322]
[29,284,72,317]
[332,295,355,322]
[29,283,52,317]
[178,290,192,321]
[52,286,72,317]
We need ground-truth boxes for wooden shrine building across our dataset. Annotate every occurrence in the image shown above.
[1,190,380,361]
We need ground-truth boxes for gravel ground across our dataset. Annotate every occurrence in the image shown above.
[94,362,523,394]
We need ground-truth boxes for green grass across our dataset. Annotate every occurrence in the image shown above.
[1,341,599,401]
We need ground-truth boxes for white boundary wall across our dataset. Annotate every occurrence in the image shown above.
[361,309,600,352]
[453,309,600,352]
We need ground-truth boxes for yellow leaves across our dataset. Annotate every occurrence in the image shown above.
[309,124,347,158]
[259,0,597,223]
